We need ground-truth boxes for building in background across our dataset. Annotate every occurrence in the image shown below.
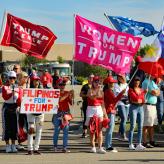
[0,44,86,76]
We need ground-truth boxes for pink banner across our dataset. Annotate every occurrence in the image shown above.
[74,15,142,74]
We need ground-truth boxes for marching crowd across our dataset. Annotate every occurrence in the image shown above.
[0,59,164,155]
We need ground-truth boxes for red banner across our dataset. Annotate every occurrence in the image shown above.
[0,13,57,59]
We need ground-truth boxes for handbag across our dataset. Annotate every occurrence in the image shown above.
[64,114,73,121]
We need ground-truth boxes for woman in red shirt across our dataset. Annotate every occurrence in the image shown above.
[85,76,108,154]
[53,78,74,153]
[128,76,147,150]
[104,76,125,152]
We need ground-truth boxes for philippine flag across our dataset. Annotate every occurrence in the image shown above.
[142,19,164,63]
[142,37,162,62]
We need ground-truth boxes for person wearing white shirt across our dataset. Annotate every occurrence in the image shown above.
[114,74,129,141]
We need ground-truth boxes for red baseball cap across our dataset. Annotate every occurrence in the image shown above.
[104,76,117,83]
[93,76,100,82]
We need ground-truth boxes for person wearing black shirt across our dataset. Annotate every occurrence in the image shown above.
[80,74,94,138]
[52,70,60,89]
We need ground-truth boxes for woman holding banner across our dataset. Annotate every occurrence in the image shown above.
[27,75,44,155]
[17,71,29,150]
[104,76,125,153]
[53,78,74,153]
[2,71,22,153]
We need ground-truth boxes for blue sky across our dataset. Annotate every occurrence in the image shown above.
[0,0,163,46]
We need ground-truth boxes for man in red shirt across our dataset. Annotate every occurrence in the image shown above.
[40,70,53,88]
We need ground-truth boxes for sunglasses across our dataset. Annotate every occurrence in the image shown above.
[13,67,19,70]
[134,79,140,81]
[9,77,16,80]
[94,80,99,83]
[59,83,66,86]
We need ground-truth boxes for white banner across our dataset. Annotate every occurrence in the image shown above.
[20,88,60,114]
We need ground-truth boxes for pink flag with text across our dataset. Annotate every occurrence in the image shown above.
[74,15,142,74]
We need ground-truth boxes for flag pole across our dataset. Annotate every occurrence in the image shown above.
[127,67,138,86]
[104,13,116,30]
[71,14,76,90]
[70,14,76,117]
[0,10,7,49]
[159,16,164,30]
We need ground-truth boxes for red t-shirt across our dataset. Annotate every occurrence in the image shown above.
[40,73,53,87]
[128,88,146,104]
[87,97,103,106]
[104,89,124,114]
[58,91,72,112]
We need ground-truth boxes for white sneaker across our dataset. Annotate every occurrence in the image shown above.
[11,144,18,153]
[106,147,118,153]
[135,144,146,151]
[129,144,136,150]
[123,136,128,141]
[6,145,12,153]
[17,144,25,150]
[111,148,118,153]
[90,147,96,153]
[97,147,106,154]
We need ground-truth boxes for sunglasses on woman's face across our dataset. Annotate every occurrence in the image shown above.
[9,77,16,80]
[59,83,66,86]
[94,80,99,83]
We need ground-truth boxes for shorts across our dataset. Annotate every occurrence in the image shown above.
[143,105,158,126]
[85,106,103,126]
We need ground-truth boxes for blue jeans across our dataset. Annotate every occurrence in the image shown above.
[118,105,129,135]
[53,115,69,148]
[105,113,115,149]
[156,91,164,125]
[129,104,144,144]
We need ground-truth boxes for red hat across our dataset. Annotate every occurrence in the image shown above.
[93,76,100,82]
[104,76,117,83]
[135,56,142,63]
